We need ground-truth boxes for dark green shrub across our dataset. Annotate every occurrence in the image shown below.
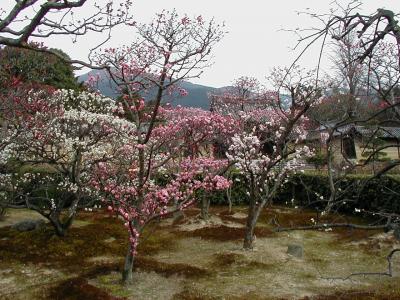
[206,172,400,215]
[207,174,250,205]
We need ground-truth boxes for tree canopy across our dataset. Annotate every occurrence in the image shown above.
[0,43,80,90]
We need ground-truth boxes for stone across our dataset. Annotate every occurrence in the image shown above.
[287,244,304,258]
[12,219,45,232]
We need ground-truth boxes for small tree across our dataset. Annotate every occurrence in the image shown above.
[210,76,264,119]
[91,106,235,283]
[226,112,314,249]
[0,88,135,236]
[216,67,319,249]
[89,11,229,284]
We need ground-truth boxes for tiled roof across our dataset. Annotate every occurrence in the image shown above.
[306,125,400,140]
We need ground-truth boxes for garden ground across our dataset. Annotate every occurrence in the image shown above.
[0,206,399,300]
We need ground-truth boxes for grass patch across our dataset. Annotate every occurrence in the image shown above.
[228,292,271,300]
[135,256,211,278]
[0,215,127,271]
[2,206,399,300]
[48,263,123,300]
[259,207,349,228]
[175,225,275,242]
[242,260,275,271]
[333,228,382,243]
[301,283,400,300]
[211,252,245,268]
[218,209,235,216]
[138,227,178,255]
[218,214,247,225]
[210,251,278,275]
[172,214,187,226]
[0,211,179,272]
[172,287,217,300]
[171,208,209,226]
[183,209,202,218]
[49,277,125,300]
[95,274,133,298]
[261,206,385,247]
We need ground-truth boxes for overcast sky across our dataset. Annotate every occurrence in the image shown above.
[16,0,400,87]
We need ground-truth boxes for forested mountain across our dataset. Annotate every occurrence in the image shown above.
[79,70,220,110]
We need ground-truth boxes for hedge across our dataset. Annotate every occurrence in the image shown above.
[206,173,400,215]
[5,162,400,214]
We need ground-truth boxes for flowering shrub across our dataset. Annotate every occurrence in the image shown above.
[211,70,321,249]
[89,105,236,247]
[92,157,230,254]
[87,105,235,282]
[0,88,135,235]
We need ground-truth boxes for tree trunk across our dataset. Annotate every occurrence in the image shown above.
[122,244,135,284]
[243,200,258,250]
[61,214,76,233]
[326,139,336,214]
[62,196,80,231]
[47,209,77,237]
[0,206,6,220]
[226,186,232,213]
[172,198,185,221]
[200,194,210,221]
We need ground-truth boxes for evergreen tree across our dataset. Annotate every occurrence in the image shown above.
[0,43,81,90]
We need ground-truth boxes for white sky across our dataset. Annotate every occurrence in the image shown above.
[6,0,400,87]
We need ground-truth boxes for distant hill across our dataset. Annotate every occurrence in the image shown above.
[78,70,220,110]
[79,70,290,110]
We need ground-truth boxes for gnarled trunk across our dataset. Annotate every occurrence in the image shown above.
[47,196,79,237]
[49,214,67,237]
[48,212,76,237]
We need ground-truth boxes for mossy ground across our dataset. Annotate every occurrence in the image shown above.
[0,206,399,299]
